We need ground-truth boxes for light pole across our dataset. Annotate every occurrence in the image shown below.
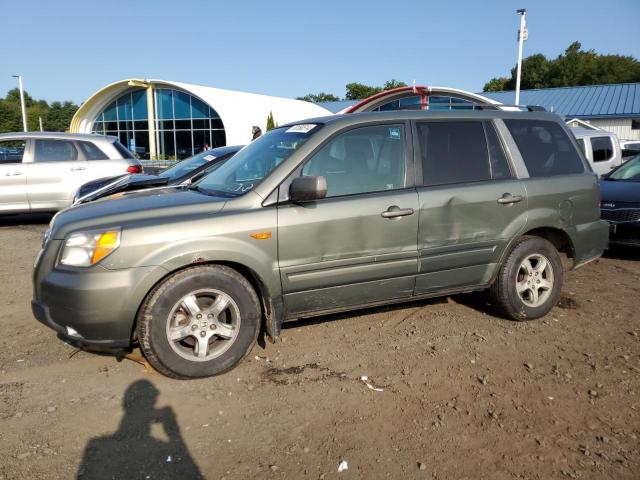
[11,75,28,132]
[515,9,528,106]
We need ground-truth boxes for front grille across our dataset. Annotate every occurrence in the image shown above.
[601,208,640,223]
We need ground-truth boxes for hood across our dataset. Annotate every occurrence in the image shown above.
[77,174,170,203]
[51,187,227,240]
[599,179,640,204]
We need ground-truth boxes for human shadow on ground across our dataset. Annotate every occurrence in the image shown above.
[77,379,203,480]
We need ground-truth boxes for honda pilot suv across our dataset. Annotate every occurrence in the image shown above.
[32,110,608,379]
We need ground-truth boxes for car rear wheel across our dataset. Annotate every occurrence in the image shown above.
[489,236,563,321]
[137,265,261,379]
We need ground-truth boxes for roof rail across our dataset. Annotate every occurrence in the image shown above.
[374,103,547,112]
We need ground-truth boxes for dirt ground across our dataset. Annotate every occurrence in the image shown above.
[0,214,639,480]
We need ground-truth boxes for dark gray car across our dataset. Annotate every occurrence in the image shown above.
[32,110,608,378]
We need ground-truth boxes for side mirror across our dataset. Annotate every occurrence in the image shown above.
[289,176,327,203]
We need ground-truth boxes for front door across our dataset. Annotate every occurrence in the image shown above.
[27,139,89,211]
[413,119,528,294]
[0,139,28,213]
[277,123,419,317]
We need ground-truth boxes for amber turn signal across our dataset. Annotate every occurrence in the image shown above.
[250,232,272,240]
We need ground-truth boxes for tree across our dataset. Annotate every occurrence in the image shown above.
[0,88,79,133]
[266,111,276,131]
[483,77,510,92]
[383,79,408,90]
[483,41,640,92]
[345,82,383,100]
[296,92,340,103]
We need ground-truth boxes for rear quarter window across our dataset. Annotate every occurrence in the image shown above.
[78,141,108,160]
[112,141,135,159]
[504,120,585,177]
[590,136,614,162]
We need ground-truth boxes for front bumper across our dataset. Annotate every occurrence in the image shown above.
[607,221,640,247]
[33,243,168,349]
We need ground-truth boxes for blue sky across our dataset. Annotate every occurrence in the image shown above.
[2,0,639,103]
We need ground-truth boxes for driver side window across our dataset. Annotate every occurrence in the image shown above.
[302,124,406,198]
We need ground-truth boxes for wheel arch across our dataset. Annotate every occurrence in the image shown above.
[132,260,284,344]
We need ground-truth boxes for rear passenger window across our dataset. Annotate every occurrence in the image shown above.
[504,120,584,177]
[417,121,491,186]
[34,140,78,162]
[590,136,613,162]
[302,124,405,198]
[485,122,513,180]
[78,141,108,160]
[0,140,26,163]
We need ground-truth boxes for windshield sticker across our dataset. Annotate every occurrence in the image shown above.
[286,124,317,134]
[389,127,401,140]
[203,154,216,161]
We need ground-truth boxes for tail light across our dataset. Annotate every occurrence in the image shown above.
[127,165,142,174]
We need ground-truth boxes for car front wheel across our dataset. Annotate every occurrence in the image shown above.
[137,265,261,379]
[490,236,563,321]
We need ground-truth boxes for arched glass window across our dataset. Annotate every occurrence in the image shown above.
[91,88,226,160]
[154,88,225,160]
[92,89,150,157]
[372,95,474,112]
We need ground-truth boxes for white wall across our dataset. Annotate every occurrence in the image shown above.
[587,118,640,141]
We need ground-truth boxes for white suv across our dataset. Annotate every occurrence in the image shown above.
[0,132,141,214]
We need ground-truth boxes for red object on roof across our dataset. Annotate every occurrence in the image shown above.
[344,85,430,113]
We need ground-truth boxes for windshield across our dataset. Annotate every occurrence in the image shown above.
[195,124,319,195]
[608,155,640,182]
[160,150,225,180]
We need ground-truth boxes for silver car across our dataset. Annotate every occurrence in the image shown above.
[0,132,142,214]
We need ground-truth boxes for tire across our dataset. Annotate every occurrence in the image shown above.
[137,265,261,379]
[489,236,563,321]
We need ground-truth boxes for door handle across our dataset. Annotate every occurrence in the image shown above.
[497,193,523,205]
[70,166,86,171]
[5,172,23,176]
[381,205,414,218]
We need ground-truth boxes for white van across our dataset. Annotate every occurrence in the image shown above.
[570,128,622,176]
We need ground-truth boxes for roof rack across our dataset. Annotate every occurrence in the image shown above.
[375,103,547,112]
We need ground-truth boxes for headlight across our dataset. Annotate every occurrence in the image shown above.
[60,228,121,267]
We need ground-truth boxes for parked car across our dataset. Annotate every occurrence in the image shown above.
[0,132,141,214]
[571,128,622,176]
[599,153,640,247]
[73,145,243,204]
[32,110,608,379]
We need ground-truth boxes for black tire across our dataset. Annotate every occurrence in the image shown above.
[137,265,261,379]
[489,236,563,321]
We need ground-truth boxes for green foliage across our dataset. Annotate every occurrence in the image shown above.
[483,42,640,92]
[266,111,276,131]
[345,82,383,100]
[382,79,408,90]
[0,88,79,133]
[296,92,340,103]
[483,77,511,92]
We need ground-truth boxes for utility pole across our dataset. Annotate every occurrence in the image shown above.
[11,75,28,132]
[39,116,44,132]
[515,9,528,106]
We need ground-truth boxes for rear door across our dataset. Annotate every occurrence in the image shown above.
[0,139,29,212]
[27,138,89,210]
[277,123,419,316]
[413,119,528,294]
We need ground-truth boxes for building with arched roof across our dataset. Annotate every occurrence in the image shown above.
[70,79,332,160]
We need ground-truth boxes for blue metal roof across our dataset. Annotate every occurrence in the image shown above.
[479,83,640,118]
[317,100,358,113]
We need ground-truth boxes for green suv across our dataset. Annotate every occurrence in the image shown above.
[32,110,608,378]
